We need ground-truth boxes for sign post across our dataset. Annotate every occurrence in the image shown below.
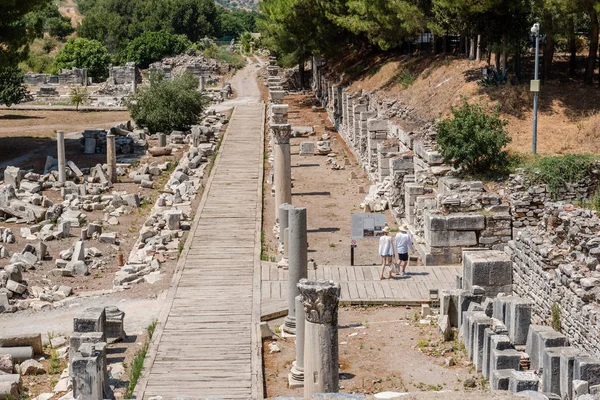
[350,213,386,266]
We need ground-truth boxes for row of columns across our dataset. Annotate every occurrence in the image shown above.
[55,130,117,188]
[267,88,340,398]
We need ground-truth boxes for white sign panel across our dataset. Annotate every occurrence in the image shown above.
[351,213,387,240]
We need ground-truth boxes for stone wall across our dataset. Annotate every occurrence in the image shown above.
[507,166,600,229]
[320,69,512,265]
[312,57,600,359]
[506,204,600,355]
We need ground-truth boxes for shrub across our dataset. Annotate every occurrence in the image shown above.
[125,72,207,134]
[69,86,89,110]
[436,101,511,175]
[397,69,416,88]
[46,16,75,39]
[53,38,111,81]
[124,30,191,69]
[524,154,597,198]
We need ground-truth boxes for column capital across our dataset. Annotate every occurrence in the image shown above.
[270,123,291,144]
[298,279,340,325]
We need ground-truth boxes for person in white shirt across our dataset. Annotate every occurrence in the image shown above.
[378,226,393,279]
[394,225,414,277]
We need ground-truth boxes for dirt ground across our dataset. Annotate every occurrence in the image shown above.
[261,92,401,267]
[344,54,600,155]
[264,306,488,397]
[0,110,130,172]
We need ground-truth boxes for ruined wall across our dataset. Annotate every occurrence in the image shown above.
[315,59,600,355]
[506,204,600,354]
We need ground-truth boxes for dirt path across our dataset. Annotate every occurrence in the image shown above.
[209,59,264,113]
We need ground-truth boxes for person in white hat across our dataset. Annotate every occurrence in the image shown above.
[378,226,393,279]
[394,225,414,277]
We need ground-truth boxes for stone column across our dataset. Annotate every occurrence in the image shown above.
[283,207,307,334]
[277,203,291,268]
[106,133,117,186]
[158,133,167,147]
[271,124,292,221]
[288,294,305,387]
[199,75,205,92]
[299,279,341,397]
[57,130,66,185]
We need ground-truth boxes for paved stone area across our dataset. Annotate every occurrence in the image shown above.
[261,263,460,320]
[137,104,265,399]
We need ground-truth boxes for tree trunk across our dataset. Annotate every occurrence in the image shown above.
[299,60,305,89]
[469,37,476,60]
[459,34,465,55]
[443,34,448,53]
[495,49,501,71]
[502,33,508,75]
[543,12,555,82]
[515,42,522,83]
[431,33,436,54]
[476,35,481,61]
[568,17,577,76]
[585,8,599,85]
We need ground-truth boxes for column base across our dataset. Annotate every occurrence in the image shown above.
[288,361,304,388]
[277,257,289,269]
[283,315,296,335]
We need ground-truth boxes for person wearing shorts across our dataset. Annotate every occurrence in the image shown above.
[394,225,414,277]
[378,226,393,279]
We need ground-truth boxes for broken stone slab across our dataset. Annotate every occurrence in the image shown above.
[98,232,116,244]
[0,185,45,222]
[574,356,600,387]
[542,347,571,395]
[64,260,89,276]
[0,354,12,373]
[508,371,539,393]
[72,240,85,261]
[6,280,26,295]
[74,308,106,337]
[19,180,42,194]
[104,306,126,343]
[164,210,182,230]
[526,326,568,373]
[17,359,45,375]
[560,347,582,400]
[4,166,21,190]
[0,333,43,355]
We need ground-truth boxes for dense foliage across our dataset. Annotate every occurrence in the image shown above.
[125,72,208,134]
[125,31,192,68]
[77,0,220,58]
[53,38,111,81]
[258,0,600,86]
[0,66,33,107]
[219,9,259,37]
[0,0,52,68]
[436,102,511,175]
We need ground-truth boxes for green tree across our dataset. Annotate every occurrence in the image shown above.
[0,0,51,68]
[125,31,191,68]
[69,86,89,110]
[436,101,511,175]
[0,66,33,107]
[53,38,111,81]
[125,72,208,134]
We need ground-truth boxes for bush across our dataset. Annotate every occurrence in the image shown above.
[436,101,511,175]
[125,72,207,134]
[524,154,597,198]
[46,16,75,39]
[69,86,89,110]
[0,66,33,107]
[124,31,191,69]
[53,38,111,81]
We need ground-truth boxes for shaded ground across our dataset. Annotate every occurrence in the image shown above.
[264,306,487,397]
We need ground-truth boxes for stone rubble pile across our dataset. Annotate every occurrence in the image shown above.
[150,49,228,79]
[112,117,222,287]
[80,122,148,155]
[440,250,600,399]
[0,333,46,398]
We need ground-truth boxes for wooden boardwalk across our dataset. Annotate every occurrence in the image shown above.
[137,104,265,399]
[261,263,460,320]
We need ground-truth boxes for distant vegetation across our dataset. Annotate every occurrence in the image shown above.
[259,0,600,87]
[216,0,258,11]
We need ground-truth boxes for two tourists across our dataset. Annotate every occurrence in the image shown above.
[378,225,414,279]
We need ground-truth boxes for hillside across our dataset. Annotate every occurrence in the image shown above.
[215,0,258,10]
[338,53,600,156]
